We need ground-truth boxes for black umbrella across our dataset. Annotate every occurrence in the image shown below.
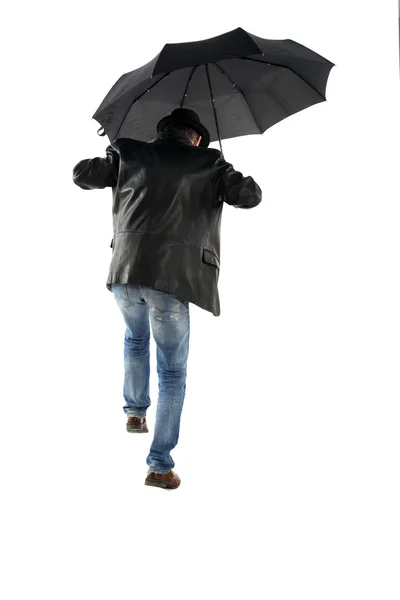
[92,27,334,157]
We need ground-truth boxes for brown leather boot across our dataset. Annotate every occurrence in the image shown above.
[145,470,181,490]
[126,416,148,433]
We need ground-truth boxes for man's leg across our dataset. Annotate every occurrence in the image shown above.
[111,284,151,423]
[142,288,190,475]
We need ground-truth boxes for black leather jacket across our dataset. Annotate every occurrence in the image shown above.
[72,131,262,316]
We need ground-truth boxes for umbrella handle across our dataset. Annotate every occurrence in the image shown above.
[218,139,224,159]
[205,65,224,159]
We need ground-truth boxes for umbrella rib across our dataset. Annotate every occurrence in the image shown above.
[213,62,262,133]
[240,57,325,99]
[180,66,198,108]
[205,63,224,155]
[114,71,172,139]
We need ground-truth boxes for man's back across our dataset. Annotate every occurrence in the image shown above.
[111,134,224,246]
[73,130,262,316]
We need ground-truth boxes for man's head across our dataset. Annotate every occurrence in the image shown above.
[162,123,202,146]
[156,108,209,148]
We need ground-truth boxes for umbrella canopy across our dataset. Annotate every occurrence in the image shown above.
[92,27,335,153]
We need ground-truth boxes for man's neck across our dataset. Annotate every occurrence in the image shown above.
[155,131,193,145]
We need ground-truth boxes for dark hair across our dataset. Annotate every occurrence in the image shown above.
[162,123,199,143]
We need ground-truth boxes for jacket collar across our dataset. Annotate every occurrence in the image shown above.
[153,131,193,146]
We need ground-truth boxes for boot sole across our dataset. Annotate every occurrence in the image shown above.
[144,479,181,490]
[126,429,149,433]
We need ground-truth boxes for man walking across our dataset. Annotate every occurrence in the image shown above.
[72,108,262,489]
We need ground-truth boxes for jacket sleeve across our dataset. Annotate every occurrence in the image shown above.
[72,144,119,190]
[210,156,262,209]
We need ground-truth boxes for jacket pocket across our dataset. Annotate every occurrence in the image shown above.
[202,248,220,269]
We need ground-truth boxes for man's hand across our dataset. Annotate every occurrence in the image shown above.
[72,145,119,190]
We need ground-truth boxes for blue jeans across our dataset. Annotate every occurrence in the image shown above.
[111,284,190,474]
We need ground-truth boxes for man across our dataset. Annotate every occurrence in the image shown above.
[72,108,262,490]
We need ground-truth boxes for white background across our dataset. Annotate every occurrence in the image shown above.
[1,1,400,598]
